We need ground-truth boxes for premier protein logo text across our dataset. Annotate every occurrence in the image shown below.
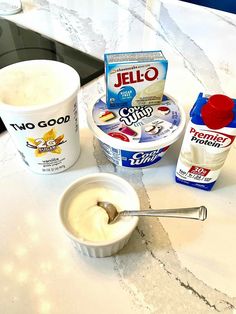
[189,127,234,148]
[119,106,153,126]
[114,66,159,88]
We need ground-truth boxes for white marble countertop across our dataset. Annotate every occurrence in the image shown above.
[1,1,236,313]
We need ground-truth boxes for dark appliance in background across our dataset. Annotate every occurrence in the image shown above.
[180,0,236,14]
[0,18,104,133]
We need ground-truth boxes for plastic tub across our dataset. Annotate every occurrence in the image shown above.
[87,95,186,168]
[0,60,80,174]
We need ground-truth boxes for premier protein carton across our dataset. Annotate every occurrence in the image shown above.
[176,93,236,191]
[105,51,168,109]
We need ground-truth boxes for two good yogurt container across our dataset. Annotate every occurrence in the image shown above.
[87,95,186,168]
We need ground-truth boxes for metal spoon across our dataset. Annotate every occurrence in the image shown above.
[97,201,207,224]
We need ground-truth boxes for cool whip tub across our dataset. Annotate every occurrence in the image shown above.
[0,60,80,174]
[88,95,186,168]
[59,173,140,257]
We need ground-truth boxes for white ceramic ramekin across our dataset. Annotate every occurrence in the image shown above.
[59,173,140,257]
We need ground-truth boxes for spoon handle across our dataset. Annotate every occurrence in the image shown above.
[120,206,207,221]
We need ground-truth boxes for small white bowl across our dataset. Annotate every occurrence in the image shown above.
[59,173,140,257]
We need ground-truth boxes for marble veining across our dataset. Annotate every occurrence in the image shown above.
[1,1,236,313]
[37,0,106,55]
[88,79,236,313]
[159,4,223,94]
[93,127,236,313]
[78,68,236,313]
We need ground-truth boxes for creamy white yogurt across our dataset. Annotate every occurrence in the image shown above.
[0,62,72,106]
[66,183,133,243]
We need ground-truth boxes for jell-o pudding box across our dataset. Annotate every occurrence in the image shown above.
[104,51,168,109]
[176,93,236,191]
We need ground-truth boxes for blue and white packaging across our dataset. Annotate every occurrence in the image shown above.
[105,51,168,109]
[176,93,236,190]
[87,95,185,168]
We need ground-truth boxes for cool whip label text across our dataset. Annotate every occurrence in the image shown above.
[119,106,153,126]
[128,150,160,166]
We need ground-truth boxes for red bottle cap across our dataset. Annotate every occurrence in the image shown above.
[201,94,234,129]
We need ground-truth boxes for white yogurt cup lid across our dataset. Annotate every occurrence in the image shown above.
[88,95,186,151]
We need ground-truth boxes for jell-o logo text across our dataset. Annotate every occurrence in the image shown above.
[114,67,159,88]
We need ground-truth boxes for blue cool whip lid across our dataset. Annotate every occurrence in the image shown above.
[88,95,186,152]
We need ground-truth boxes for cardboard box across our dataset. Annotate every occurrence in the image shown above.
[105,51,168,109]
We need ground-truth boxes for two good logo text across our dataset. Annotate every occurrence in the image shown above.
[10,115,70,131]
